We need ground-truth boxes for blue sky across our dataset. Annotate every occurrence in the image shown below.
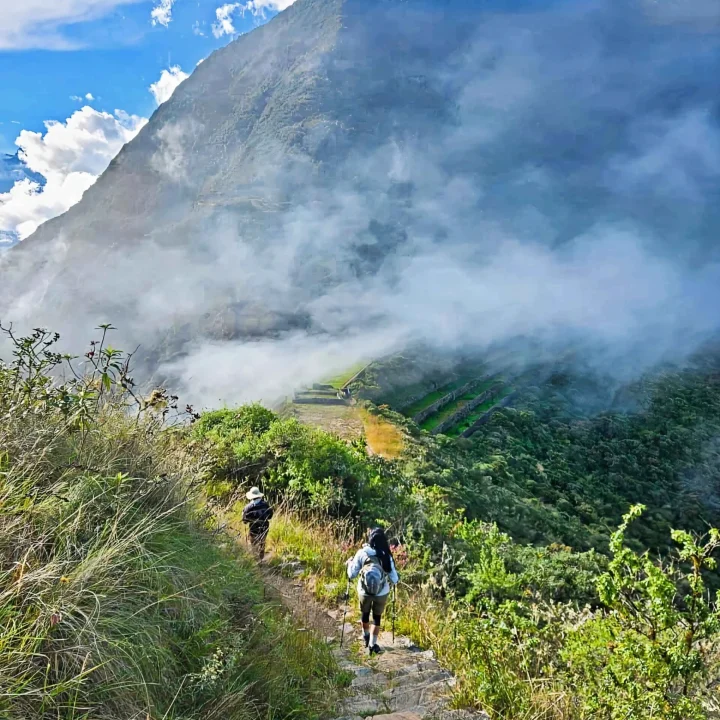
[0,0,292,244]
[0,1,283,154]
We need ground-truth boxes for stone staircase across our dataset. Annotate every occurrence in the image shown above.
[327,612,489,720]
[256,555,489,720]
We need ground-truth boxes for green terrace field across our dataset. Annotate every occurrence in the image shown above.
[446,385,516,437]
[401,376,476,417]
[323,361,369,389]
[419,378,503,432]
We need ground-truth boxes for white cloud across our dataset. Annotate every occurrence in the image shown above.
[151,0,175,27]
[241,0,296,13]
[212,3,241,37]
[211,0,296,37]
[0,64,189,243]
[0,107,146,241]
[149,65,189,105]
[0,0,146,50]
[151,119,201,182]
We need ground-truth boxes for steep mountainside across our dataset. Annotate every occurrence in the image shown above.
[1,0,467,350]
[2,0,719,393]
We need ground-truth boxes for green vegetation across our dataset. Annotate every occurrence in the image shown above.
[323,361,369,389]
[9,324,720,719]
[196,359,720,719]
[0,327,341,720]
[402,376,474,418]
[348,353,487,410]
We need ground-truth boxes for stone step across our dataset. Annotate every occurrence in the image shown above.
[392,660,444,677]
[381,678,452,713]
[342,696,384,716]
[372,648,436,674]
[332,711,490,720]
[387,668,453,690]
[433,711,491,720]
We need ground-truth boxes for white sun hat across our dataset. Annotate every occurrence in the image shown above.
[246,486,264,500]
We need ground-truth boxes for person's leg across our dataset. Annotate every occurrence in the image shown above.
[249,530,262,558]
[257,528,268,560]
[369,594,388,651]
[359,594,372,647]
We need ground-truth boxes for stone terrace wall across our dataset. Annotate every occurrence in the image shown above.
[460,391,519,438]
[431,383,505,435]
[293,395,346,406]
[413,378,485,425]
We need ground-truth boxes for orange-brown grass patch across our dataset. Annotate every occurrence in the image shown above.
[360,409,405,458]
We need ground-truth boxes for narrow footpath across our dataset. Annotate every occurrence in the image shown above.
[258,554,490,720]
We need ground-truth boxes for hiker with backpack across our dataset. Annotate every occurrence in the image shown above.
[346,526,399,655]
[241,486,274,560]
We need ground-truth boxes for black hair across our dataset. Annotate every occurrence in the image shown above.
[368,526,393,573]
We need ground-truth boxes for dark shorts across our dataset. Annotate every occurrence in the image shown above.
[359,593,389,624]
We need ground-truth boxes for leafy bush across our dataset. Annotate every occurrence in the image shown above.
[564,505,720,719]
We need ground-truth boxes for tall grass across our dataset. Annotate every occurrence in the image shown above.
[0,327,341,720]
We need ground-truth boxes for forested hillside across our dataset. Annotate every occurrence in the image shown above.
[195,351,720,718]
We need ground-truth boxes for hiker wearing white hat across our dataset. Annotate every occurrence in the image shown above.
[241,487,274,559]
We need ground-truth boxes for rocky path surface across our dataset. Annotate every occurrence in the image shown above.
[260,557,489,720]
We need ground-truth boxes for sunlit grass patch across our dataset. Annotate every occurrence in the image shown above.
[361,409,405,458]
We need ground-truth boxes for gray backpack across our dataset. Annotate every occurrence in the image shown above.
[360,555,387,596]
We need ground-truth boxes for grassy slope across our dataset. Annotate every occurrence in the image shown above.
[323,362,369,389]
[0,334,342,720]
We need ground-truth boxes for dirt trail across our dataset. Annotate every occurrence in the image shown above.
[254,551,489,720]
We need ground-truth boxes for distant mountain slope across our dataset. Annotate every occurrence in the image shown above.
[2,0,719,400]
[1,0,467,353]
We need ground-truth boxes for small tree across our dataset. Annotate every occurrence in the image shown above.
[565,504,720,719]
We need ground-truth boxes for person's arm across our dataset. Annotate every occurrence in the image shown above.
[346,549,364,579]
[389,558,399,586]
[241,503,251,523]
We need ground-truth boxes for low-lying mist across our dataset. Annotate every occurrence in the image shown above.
[1,0,719,408]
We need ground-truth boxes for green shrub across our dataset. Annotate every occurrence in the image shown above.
[563,505,720,719]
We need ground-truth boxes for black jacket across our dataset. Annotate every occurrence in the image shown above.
[242,498,274,533]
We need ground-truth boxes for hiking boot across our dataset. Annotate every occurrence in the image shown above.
[368,644,383,656]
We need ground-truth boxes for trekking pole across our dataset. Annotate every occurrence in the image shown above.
[340,578,351,648]
[392,585,397,644]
